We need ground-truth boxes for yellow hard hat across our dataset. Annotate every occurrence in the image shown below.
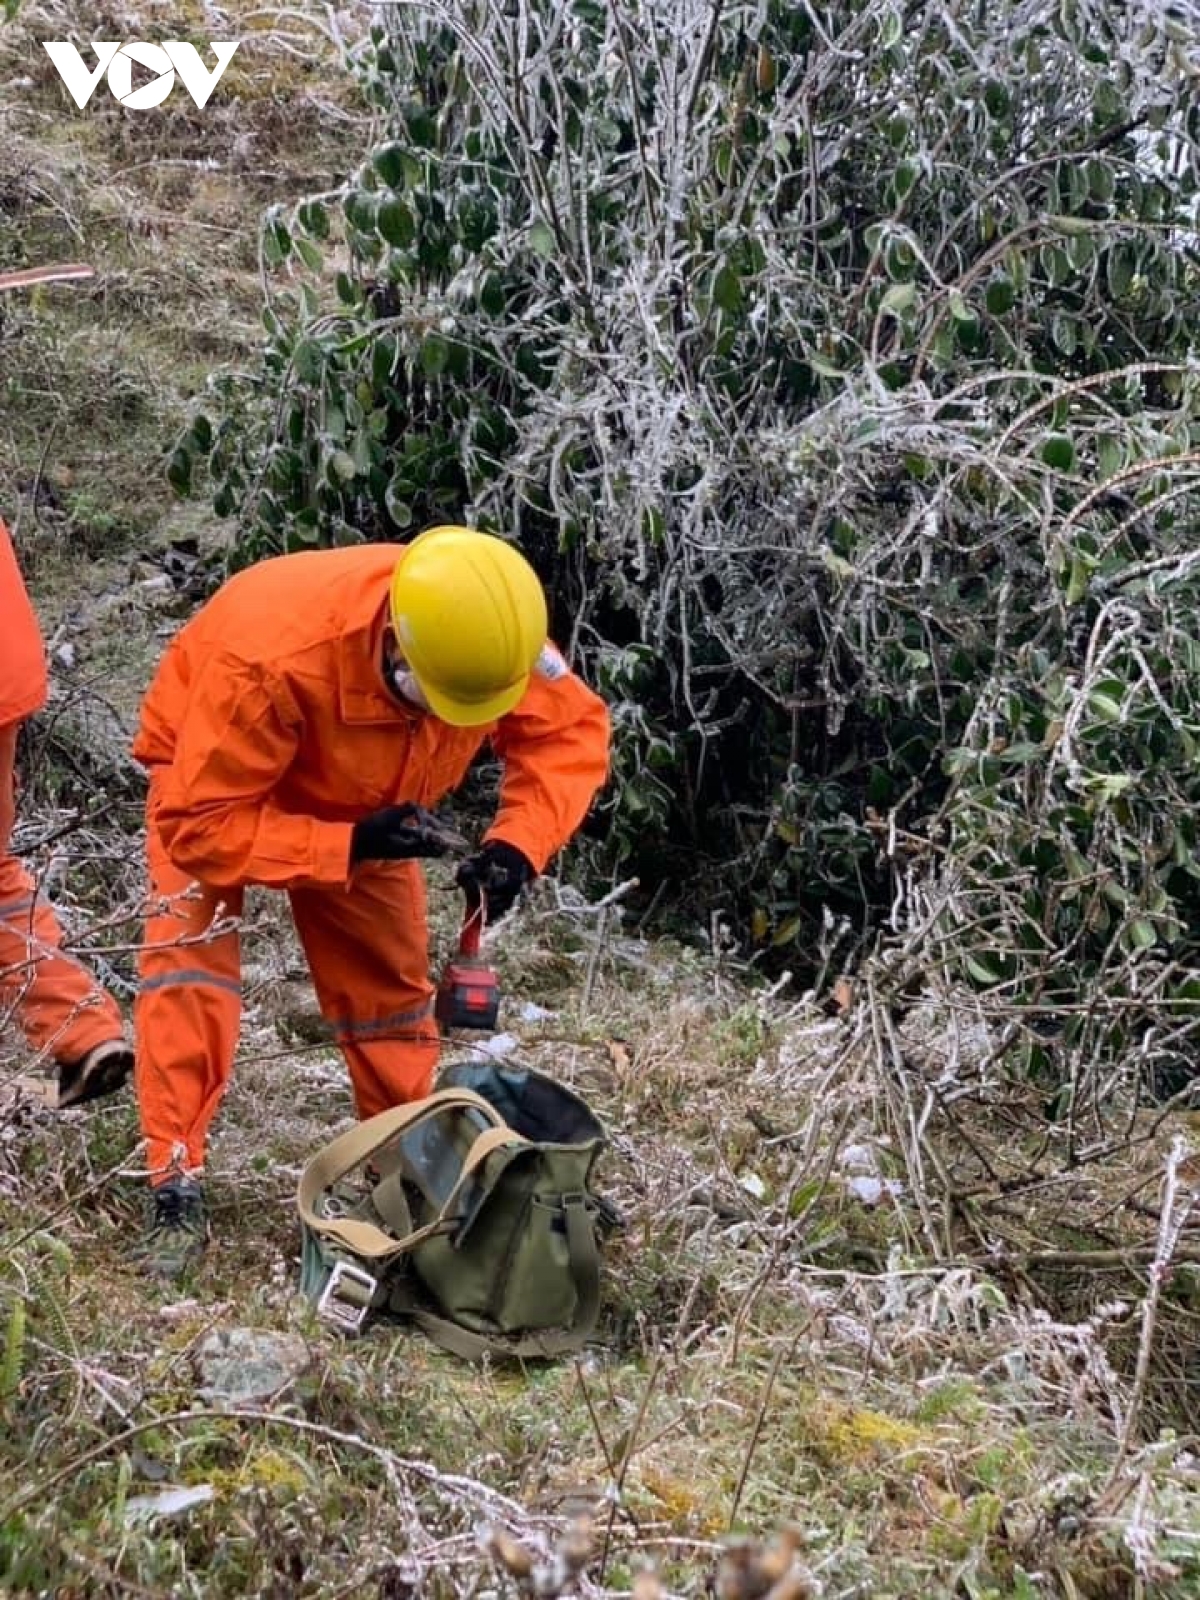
[389,526,549,726]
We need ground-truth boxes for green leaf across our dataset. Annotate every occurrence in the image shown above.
[1127,919,1158,951]
[298,200,329,239]
[328,449,356,483]
[954,314,981,351]
[479,274,506,315]
[1066,229,1094,272]
[985,277,1015,315]
[372,141,407,188]
[1093,78,1123,124]
[880,281,916,317]
[1086,158,1115,202]
[372,338,398,389]
[293,340,323,385]
[377,197,414,248]
[965,955,1001,986]
[983,80,1011,119]
[879,9,902,48]
[421,334,450,377]
[891,161,917,199]
[1106,245,1135,299]
[1096,436,1123,477]
[167,448,191,496]
[352,430,374,474]
[385,476,413,528]
[1089,773,1134,803]
[948,289,972,324]
[712,262,743,314]
[294,236,323,273]
[1051,314,1078,356]
[883,238,915,278]
[788,1179,824,1219]
[343,192,378,234]
[642,507,665,542]
[291,516,322,546]
[528,220,557,258]
[1040,244,1071,287]
[1042,436,1075,471]
[1066,555,1091,605]
[1087,691,1123,724]
[404,103,437,148]
[262,220,291,267]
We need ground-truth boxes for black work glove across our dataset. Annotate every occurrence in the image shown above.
[350,804,466,866]
[455,840,535,922]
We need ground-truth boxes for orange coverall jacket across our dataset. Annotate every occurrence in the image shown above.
[131,543,610,1177]
[0,517,48,726]
[134,543,610,885]
[1,518,125,1067]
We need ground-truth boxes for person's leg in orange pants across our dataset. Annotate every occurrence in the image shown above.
[134,796,245,1183]
[0,720,128,1080]
[289,859,439,1117]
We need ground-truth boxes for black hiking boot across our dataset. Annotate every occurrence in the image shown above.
[136,1177,209,1280]
[57,1039,134,1109]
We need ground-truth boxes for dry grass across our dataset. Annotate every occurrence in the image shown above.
[0,0,362,624]
[5,884,1199,1595]
[2,4,1200,1596]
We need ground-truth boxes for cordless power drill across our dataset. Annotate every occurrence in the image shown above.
[435,896,500,1031]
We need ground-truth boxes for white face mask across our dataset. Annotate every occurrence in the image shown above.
[388,658,432,712]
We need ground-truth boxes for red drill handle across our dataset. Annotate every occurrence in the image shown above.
[458,894,485,958]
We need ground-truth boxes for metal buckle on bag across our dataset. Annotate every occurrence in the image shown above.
[316,1259,379,1335]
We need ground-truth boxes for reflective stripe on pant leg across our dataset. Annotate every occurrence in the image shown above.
[289,859,438,1119]
[136,797,244,1177]
[0,733,126,1063]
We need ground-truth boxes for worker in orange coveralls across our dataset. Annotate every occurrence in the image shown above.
[131,525,610,1277]
[0,517,133,1105]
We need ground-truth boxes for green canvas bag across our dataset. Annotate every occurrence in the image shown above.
[297,1061,611,1359]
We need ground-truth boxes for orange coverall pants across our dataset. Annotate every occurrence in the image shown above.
[134,777,438,1181]
[0,721,126,1066]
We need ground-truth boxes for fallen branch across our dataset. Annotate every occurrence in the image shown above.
[0,264,95,292]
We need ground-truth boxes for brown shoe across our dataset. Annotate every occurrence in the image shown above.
[57,1039,134,1109]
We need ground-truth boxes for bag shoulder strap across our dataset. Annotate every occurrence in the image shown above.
[297,1090,526,1263]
